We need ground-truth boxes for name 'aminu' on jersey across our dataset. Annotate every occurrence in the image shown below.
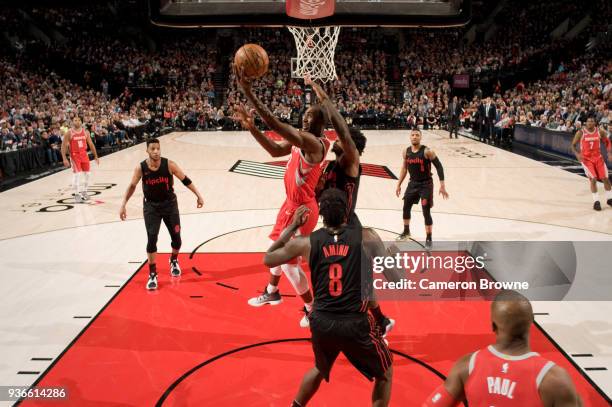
[308,225,367,314]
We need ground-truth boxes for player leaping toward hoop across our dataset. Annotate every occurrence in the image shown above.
[570,115,612,211]
[234,66,330,327]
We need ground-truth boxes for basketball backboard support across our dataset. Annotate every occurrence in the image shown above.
[149,0,471,28]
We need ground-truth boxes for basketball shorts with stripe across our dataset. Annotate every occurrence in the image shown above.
[309,311,393,382]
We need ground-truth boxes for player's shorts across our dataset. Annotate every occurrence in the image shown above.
[310,311,392,382]
[143,195,181,249]
[71,154,90,173]
[582,156,608,180]
[403,179,434,208]
[269,199,319,263]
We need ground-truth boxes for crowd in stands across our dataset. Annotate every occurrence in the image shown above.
[1,0,611,178]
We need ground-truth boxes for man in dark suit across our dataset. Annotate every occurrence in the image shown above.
[447,96,462,139]
[478,97,496,143]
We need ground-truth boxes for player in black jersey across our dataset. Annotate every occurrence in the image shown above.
[119,138,204,290]
[395,129,448,248]
[264,189,393,406]
[307,77,395,336]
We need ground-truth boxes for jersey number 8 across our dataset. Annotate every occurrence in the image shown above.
[329,263,343,297]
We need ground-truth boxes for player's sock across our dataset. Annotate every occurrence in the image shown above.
[426,232,432,241]
[149,263,157,277]
[592,193,600,202]
[170,253,178,262]
[606,190,612,200]
[267,283,278,294]
[305,301,313,312]
[83,172,90,196]
[403,224,410,235]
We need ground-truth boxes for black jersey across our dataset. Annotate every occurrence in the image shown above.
[309,225,366,315]
[141,157,175,202]
[404,145,432,182]
[322,161,361,224]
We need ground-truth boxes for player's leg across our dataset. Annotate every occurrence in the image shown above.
[342,315,393,406]
[294,312,341,406]
[603,177,612,207]
[161,198,182,276]
[80,159,91,200]
[595,157,612,207]
[421,182,434,249]
[248,202,291,306]
[372,365,393,407]
[397,186,417,241]
[144,201,163,290]
[71,158,84,203]
[292,367,324,407]
[590,177,600,211]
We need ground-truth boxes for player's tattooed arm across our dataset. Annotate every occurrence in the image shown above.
[119,165,142,220]
[571,130,583,161]
[232,104,291,157]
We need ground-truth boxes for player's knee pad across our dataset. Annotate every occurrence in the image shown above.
[146,235,158,254]
[403,202,413,220]
[281,264,310,295]
[170,233,181,250]
[422,204,433,226]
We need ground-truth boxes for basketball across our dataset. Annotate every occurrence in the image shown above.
[234,43,269,79]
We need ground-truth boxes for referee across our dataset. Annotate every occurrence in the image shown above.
[119,138,204,290]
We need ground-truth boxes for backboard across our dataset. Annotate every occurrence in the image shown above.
[149,0,471,28]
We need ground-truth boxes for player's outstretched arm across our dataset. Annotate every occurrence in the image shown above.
[169,160,204,208]
[119,165,142,220]
[236,67,320,154]
[232,104,292,157]
[306,77,359,174]
[571,130,583,161]
[539,365,582,407]
[362,227,404,283]
[264,206,311,267]
[425,148,449,199]
[422,354,469,407]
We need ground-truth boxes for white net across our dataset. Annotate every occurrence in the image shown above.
[288,26,341,83]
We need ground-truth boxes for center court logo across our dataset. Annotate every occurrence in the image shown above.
[15,183,117,213]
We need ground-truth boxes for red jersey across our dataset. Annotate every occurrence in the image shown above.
[580,127,602,161]
[69,128,89,158]
[284,137,330,204]
[465,345,555,407]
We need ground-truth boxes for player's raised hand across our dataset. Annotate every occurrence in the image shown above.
[119,204,127,221]
[304,74,328,102]
[234,65,252,92]
[232,104,255,129]
[292,205,310,228]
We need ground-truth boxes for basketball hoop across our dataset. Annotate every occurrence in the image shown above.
[288,26,341,83]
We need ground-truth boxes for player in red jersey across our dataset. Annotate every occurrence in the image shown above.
[422,290,581,407]
[571,115,612,211]
[61,117,99,203]
[234,68,329,326]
